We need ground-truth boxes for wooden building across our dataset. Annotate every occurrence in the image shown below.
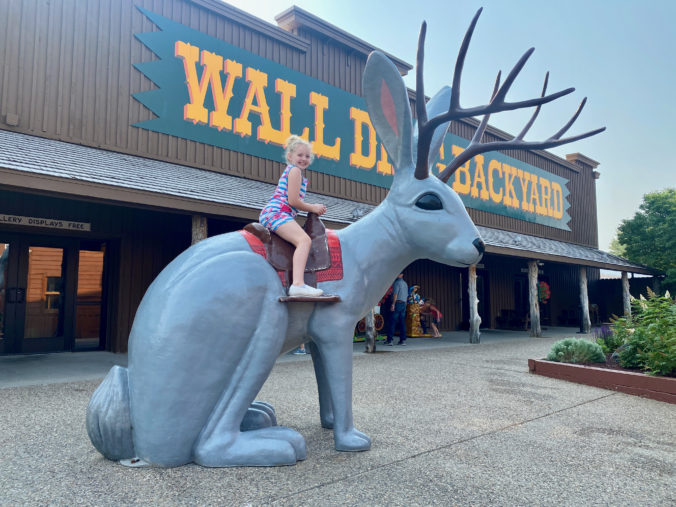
[0,0,656,354]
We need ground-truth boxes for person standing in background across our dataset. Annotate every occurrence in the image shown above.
[379,284,394,340]
[386,273,408,346]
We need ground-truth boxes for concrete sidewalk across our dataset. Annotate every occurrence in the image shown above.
[1,328,674,505]
[0,327,580,388]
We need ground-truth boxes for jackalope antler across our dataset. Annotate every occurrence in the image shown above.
[414,8,605,182]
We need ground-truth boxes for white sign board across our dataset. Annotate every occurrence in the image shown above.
[0,214,91,231]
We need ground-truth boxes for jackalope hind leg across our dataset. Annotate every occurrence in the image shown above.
[311,327,371,452]
[193,311,306,467]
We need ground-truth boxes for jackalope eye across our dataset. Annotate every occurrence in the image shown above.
[415,193,443,211]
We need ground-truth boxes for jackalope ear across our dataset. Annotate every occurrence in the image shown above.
[412,86,452,174]
[363,51,413,172]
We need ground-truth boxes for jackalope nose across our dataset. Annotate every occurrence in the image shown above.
[473,238,485,255]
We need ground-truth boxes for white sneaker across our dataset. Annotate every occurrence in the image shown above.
[288,284,324,297]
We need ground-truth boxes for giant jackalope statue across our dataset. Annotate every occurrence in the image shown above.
[87,9,603,467]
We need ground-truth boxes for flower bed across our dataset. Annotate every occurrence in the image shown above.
[528,358,676,404]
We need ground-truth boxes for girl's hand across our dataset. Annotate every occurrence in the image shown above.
[312,203,327,216]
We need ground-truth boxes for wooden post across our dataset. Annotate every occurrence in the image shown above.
[364,308,376,353]
[191,215,208,245]
[528,260,541,337]
[652,276,661,296]
[468,264,481,344]
[621,271,631,317]
[579,266,591,333]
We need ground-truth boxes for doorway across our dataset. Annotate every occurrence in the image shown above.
[0,234,108,354]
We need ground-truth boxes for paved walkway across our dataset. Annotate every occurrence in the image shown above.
[1,327,674,505]
[0,327,581,388]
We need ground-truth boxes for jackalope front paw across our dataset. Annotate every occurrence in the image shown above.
[335,428,371,452]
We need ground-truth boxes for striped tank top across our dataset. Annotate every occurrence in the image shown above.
[259,165,307,229]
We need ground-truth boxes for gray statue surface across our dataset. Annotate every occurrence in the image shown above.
[87,9,602,468]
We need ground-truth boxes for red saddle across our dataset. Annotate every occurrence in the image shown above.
[239,213,343,287]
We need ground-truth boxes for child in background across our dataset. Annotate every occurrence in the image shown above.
[259,135,327,297]
[424,299,443,338]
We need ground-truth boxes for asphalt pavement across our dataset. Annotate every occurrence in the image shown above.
[1,327,674,506]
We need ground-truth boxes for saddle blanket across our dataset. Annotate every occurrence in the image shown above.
[239,229,344,282]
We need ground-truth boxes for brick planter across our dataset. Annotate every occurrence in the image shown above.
[528,359,676,404]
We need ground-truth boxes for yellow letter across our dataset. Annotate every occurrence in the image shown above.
[502,164,519,208]
[309,92,341,160]
[471,155,489,200]
[529,174,545,215]
[233,67,274,140]
[270,78,297,145]
[377,145,393,175]
[209,59,243,131]
[488,159,503,204]
[551,182,564,219]
[175,41,216,125]
[451,145,471,195]
[517,169,531,212]
[539,177,553,216]
[435,144,446,176]
[349,107,376,169]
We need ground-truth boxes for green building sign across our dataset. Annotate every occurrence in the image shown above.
[133,7,570,230]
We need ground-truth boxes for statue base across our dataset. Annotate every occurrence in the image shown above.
[279,295,341,303]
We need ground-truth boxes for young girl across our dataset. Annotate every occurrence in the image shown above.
[259,135,327,297]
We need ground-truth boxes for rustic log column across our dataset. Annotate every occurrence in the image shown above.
[468,264,481,344]
[191,215,208,245]
[579,266,591,333]
[621,271,631,317]
[364,308,376,353]
[652,276,661,295]
[528,260,541,337]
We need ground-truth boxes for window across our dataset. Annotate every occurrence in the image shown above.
[45,276,62,310]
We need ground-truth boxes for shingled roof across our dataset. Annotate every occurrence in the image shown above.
[478,226,655,274]
[0,129,655,275]
[0,129,365,225]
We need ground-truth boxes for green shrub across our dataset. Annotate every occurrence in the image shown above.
[546,338,606,364]
[614,290,676,376]
[593,324,624,354]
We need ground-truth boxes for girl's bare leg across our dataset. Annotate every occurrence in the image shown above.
[275,220,312,286]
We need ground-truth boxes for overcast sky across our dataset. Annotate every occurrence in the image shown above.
[223,0,675,250]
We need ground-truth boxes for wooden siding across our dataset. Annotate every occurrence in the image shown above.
[0,0,389,207]
[0,189,191,352]
[0,0,597,244]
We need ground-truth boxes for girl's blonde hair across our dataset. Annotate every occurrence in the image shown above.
[284,135,315,164]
